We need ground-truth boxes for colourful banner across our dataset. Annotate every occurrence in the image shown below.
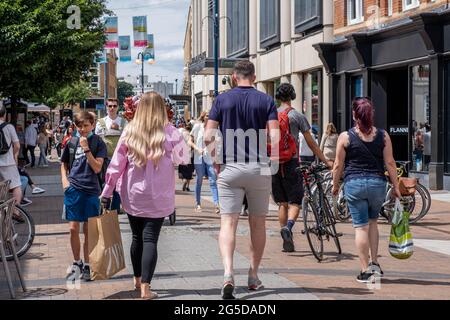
[119,36,131,62]
[96,50,107,64]
[133,16,148,47]
[143,34,155,61]
[105,17,119,48]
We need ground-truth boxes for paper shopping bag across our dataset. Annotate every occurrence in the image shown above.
[88,209,126,280]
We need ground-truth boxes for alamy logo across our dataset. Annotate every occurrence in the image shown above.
[66,265,81,290]
[105,243,125,275]
[67,5,81,30]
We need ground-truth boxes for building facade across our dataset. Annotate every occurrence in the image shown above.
[185,0,334,137]
[315,0,450,190]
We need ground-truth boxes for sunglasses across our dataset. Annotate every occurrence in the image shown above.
[108,105,118,109]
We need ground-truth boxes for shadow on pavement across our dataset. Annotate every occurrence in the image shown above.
[381,278,450,286]
[18,287,68,299]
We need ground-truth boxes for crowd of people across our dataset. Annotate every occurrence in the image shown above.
[0,60,402,300]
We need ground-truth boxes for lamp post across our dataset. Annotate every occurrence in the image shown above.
[213,0,219,97]
[175,79,178,95]
[136,52,155,94]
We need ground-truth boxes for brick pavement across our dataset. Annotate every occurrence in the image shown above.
[1,159,449,300]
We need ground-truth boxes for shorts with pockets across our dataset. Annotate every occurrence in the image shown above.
[271,158,304,206]
[64,185,100,222]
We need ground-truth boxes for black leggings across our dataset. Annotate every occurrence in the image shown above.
[127,214,164,284]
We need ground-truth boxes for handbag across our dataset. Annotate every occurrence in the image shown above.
[88,208,126,280]
[398,177,417,196]
[389,199,414,259]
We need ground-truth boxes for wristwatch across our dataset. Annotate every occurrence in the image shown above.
[84,149,92,154]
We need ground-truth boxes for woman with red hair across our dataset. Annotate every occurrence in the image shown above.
[332,98,401,283]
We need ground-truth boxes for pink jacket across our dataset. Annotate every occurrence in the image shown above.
[101,124,190,218]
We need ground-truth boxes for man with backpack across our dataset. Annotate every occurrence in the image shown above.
[95,98,127,213]
[0,103,22,205]
[272,83,333,253]
[61,112,107,282]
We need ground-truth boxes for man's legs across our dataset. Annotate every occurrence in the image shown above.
[219,214,240,278]
[28,145,36,167]
[248,214,266,280]
[83,222,89,263]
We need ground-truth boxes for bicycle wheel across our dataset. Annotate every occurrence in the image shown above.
[320,179,350,222]
[302,199,324,262]
[416,183,431,219]
[323,197,342,255]
[382,186,426,224]
[1,205,35,261]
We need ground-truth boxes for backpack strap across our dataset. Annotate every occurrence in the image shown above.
[89,134,101,158]
[67,136,80,172]
[98,118,107,133]
[0,122,8,131]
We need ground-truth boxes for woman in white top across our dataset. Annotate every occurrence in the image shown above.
[320,123,339,164]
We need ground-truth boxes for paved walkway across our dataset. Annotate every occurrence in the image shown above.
[1,160,450,300]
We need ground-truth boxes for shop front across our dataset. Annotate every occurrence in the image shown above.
[315,9,450,190]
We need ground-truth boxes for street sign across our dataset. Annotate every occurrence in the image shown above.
[96,104,105,110]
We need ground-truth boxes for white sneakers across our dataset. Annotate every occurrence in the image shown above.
[32,187,46,194]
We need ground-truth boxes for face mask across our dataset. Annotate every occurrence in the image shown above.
[75,130,93,139]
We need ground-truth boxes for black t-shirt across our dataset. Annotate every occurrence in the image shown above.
[61,135,107,195]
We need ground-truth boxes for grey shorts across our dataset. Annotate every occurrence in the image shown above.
[0,165,21,189]
[217,163,271,215]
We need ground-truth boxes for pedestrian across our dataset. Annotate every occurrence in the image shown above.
[332,97,401,283]
[95,98,128,213]
[204,60,280,299]
[0,104,22,206]
[37,126,49,167]
[54,126,64,159]
[24,120,38,168]
[190,111,220,213]
[272,83,332,253]
[299,131,317,163]
[320,123,339,164]
[61,112,107,282]
[101,92,190,300]
[46,123,53,159]
[17,160,46,206]
[423,124,431,171]
[61,125,74,151]
[178,122,194,192]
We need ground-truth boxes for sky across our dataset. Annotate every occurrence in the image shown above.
[106,0,190,93]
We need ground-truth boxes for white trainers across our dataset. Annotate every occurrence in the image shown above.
[20,198,33,207]
[32,187,46,194]
[195,205,202,212]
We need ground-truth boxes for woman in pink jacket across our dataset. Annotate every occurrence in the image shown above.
[101,92,190,300]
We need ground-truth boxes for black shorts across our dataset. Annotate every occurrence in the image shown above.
[271,158,304,206]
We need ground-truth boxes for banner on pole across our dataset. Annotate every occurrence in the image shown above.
[133,16,148,47]
[119,36,131,62]
[96,50,107,64]
[105,17,119,49]
[143,34,155,61]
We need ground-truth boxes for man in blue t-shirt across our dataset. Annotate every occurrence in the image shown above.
[61,112,107,282]
[205,60,280,299]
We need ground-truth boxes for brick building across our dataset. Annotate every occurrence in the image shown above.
[315,0,450,190]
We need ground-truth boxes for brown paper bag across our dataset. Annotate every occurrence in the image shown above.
[88,209,126,280]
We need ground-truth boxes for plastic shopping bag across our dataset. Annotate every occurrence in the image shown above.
[389,199,414,259]
[88,208,126,280]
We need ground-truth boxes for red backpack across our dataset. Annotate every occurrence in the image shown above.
[268,107,297,163]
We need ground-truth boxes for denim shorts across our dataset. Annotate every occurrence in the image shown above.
[63,186,100,222]
[344,178,387,228]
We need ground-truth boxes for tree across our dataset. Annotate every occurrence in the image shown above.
[59,81,94,109]
[0,0,109,124]
[117,81,135,108]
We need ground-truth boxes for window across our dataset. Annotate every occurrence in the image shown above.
[294,0,322,34]
[388,0,393,16]
[260,0,280,49]
[347,0,364,25]
[403,0,420,11]
[411,65,431,172]
[227,0,249,58]
[302,71,322,138]
[445,62,450,173]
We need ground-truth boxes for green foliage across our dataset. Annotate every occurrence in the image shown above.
[0,0,109,101]
[117,81,135,108]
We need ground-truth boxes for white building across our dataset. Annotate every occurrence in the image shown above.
[185,0,334,137]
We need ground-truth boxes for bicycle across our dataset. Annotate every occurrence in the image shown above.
[0,180,35,261]
[298,163,342,262]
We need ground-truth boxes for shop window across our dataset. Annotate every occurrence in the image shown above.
[446,61,450,173]
[411,65,430,172]
[302,71,322,138]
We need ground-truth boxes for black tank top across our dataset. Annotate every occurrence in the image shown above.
[344,127,386,182]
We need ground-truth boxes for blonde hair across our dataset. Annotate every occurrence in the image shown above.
[326,123,337,136]
[123,92,168,167]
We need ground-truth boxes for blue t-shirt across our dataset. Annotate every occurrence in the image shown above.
[208,86,278,164]
[61,135,107,195]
